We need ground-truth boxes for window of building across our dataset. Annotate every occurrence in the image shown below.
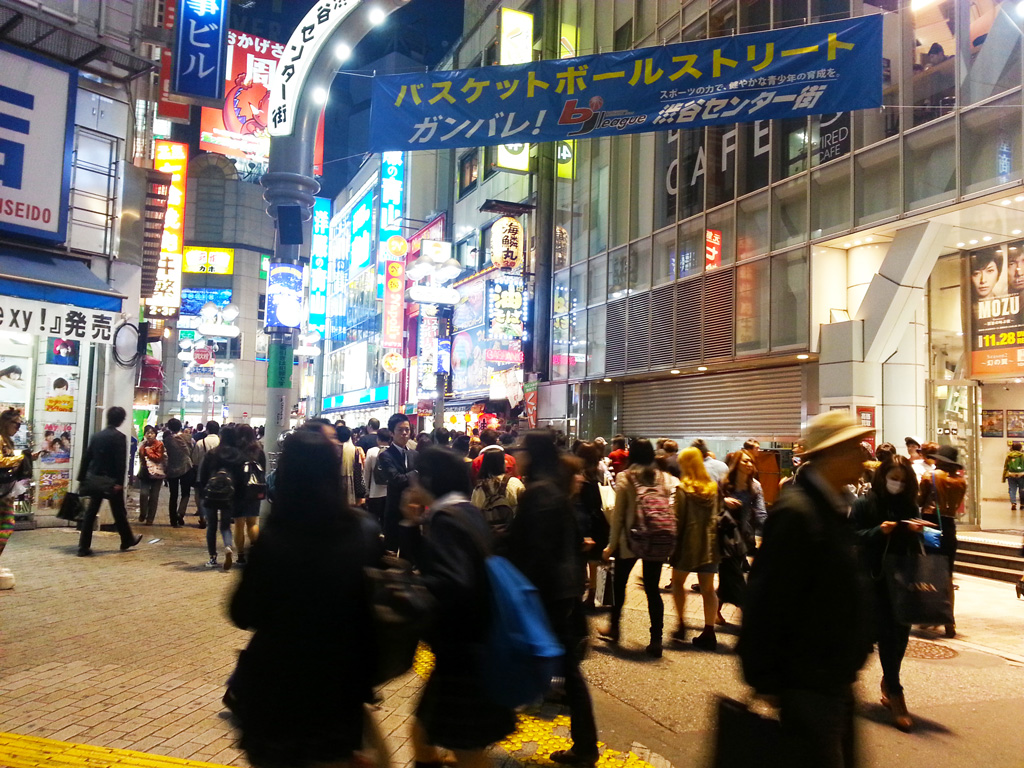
[811,0,849,22]
[706,204,735,267]
[609,136,630,248]
[961,94,1023,196]
[905,117,956,211]
[630,133,655,240]
[910,0,955,127]
[962,7,1021,106]
[811,158,852,239]
[629,238,652,293]
[588,253,607,306]
[737,191,770,261]
[257,294,266,323]
[554,269,571,315]
[614,20,632,51]
[678,217,705,279]
[570,264,588,312]
[706,125,737,209]
[738,120,771,195]
[811,112,851,167]
[679,128,705,219]
[608,246,628,300]
[652,226,676,286]
[771,249,809,349]
[587,305,607,377]
[483,143,498,180]
[775,117,810,180]
[776,0,808,28]
[458,150,478,197]
[551,315,569,381]
[856,5,900,149]
[653,129,678,231]
[772,176,808,251]
[484,38,498,66]
[855,140,900,225]
[736,258,770,355]
[590,137,610,256]
[457,235,479,272]
[738,0,770,33]
[569,310,588,380]
[572,140,592,264]
[708,0,736,37]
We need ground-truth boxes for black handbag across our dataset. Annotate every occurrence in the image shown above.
[56,491,84,521]
[79,474,116,498]
[364,555,434,686]
[712,696,785,767]
[884,548,954,626]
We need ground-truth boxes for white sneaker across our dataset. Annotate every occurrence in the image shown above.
[0,570,14,590]
[223,547,233,571]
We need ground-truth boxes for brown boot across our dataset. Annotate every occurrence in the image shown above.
[880,677,890,709]
[888,690,913,732]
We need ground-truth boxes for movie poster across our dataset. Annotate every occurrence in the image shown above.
[38,469,70,509]
[970,241,1024,376]
[981,409,1005,438]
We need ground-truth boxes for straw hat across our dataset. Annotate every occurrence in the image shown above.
[798,411,876,457]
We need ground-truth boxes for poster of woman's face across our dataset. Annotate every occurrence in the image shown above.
[0,356,30,404]
[46,338,79,366]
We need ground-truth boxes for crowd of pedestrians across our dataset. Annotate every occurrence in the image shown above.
[54,406,976,768]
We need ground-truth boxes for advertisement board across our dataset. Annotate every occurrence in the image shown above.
[349,189,375,272]
[495,8,534,173]
[158,0,190,122]
[199,30,325,174]
[183,247,234,274]
[970,242,1024,376]
[172,0,230,101]
[308,197,331,334]
[381,260,406,350]
[265,262,303,331]
[0,44,76,242]
[370,16,883,152]
[486,273,527,340]
[146,141,189,319]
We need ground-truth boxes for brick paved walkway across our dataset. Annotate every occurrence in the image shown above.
[0,521,668,768]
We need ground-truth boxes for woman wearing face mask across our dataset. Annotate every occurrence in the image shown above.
[852,456,926,733]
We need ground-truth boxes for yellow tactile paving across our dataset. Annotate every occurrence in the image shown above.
[0,732,230,768]
[0,648,662,768]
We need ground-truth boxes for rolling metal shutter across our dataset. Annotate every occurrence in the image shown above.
[621,365,805,441]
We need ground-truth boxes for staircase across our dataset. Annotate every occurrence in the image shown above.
[956,535,1024,583]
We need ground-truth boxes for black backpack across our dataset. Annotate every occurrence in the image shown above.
[203,468,236,508]
[479,475,515,538]
[243,460,267,502]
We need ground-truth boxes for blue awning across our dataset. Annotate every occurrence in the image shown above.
[0,248,125,311]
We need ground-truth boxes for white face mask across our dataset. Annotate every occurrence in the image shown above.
[885,478,904,496]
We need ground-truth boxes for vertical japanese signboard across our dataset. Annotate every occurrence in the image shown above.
[0,45,75,243]
[705,228,722,270]
[158,0,190,121]
[496,7,534,173]
[308,197,330,335]
[377,152,405,298]
[173,0,230,101]
[146,141,188,319]
[382,259,406,350]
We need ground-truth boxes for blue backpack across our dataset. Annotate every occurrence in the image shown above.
[448,505,564,708]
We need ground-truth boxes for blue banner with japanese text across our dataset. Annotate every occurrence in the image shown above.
[173,0,229,101]
[369,16,881,152]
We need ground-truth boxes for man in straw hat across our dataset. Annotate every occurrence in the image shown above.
[738,411,874,767]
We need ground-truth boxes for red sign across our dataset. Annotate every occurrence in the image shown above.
[485,348,525,364]
[199,30,325,174]
[145,141,188,319]
[382,260,406,349]
[157,0,190,122]
[856,406,876,451]
[705,228,722,270]
[193,347,213,366]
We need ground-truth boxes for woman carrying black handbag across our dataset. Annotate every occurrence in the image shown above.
[852,455,930,733]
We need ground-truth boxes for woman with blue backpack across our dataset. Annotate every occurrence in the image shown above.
[407,447,517,768]
[601,439,679,658]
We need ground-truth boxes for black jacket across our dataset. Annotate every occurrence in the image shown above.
[506,479,584,603]
[738,470,871,695]
[199,445,249,504]
[229,509,382,757]
[852,491,922,574]
[78,426,126,483]
[376,443,416,517]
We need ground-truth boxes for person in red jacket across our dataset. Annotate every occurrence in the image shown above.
[470,428,519,484]
[607,436,630,477]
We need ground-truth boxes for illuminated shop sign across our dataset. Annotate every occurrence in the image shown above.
[308,197,331,334]
[496,8,534,173]
[381,259,406,349]
[181,288,232,316]
[485,347,525,364]
[705,228,722,270]
[183,247,234,274]
[349,189,374,272]
[378,152,406,299]
[265,262,303,331]
[173,0,229,100]
[417,314,439,397]
[146,140,188,319]
[486,274,527,340]
[491,216,524,270]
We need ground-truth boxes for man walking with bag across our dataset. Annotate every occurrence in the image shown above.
[77,407,142,557]
[738,411,874,767]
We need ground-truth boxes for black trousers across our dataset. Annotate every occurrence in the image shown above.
[367,496,386,532]
[167,469,193,524]
[874,586,911,694]
[610,558,665,637]
[779,686,856,768]
[383,503,401,553]
[546,597,598,757]
[79,489,134,552]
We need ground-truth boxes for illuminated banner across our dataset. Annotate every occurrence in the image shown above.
[369,16,882,151]
[349,189,374,272]
[158,0,190,121]
[173,0,230,101]
[183,247,234,274]
[308,197,331,335]
[705,228,722,270]
[199,30,325,174]
[377,152,405,299]
[970,241,1024,376]
[487,274,527,340]
[0,45,76,243]
[496,8,533,173]
[265,262,303,331]
[382,259,405,350]
[146,141,189,319]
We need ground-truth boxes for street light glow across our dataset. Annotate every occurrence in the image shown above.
[368,7,387,25]
[313,87,328,105]
[335,42,351,61]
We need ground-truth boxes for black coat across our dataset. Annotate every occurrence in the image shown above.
[228,509,382,763]
[77,426,126,483]
[738,470,872,696]
[198,446,248,505]
[506,479,584,603]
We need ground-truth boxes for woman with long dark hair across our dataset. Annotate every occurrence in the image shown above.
[576,441,611,610]
[408,447,515,768]
[233,424,266,565]
[853,455,925,733]
[717,450,764,618]
[228,428,382,768]
[198,424,246,569]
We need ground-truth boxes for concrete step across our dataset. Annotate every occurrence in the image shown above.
[956,538,1024,583]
